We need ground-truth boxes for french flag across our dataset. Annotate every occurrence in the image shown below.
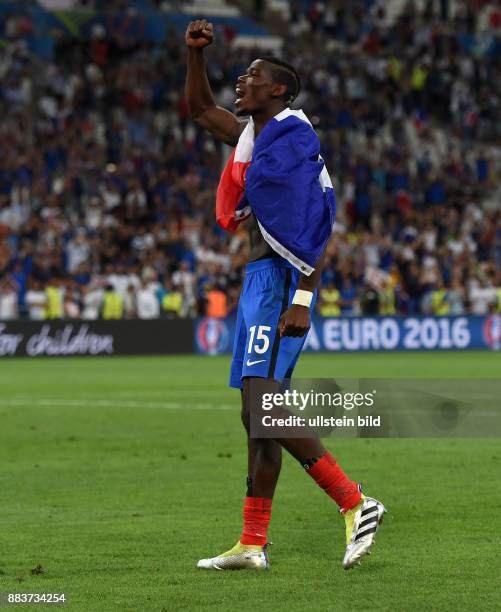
[216,109,336,275]
[215,120,254,232]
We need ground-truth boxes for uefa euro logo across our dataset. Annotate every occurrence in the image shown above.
[483,315,501,350]
[196,318,229,355]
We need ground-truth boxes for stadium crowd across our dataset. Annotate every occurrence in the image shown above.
[0,0,500,321]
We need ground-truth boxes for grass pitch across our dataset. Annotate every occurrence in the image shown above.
[0,352,500,611]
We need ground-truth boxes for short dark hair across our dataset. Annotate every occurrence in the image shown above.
[257,55,301,105]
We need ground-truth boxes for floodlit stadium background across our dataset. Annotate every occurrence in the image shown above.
[0,0,499,345]
[0,3,500,610]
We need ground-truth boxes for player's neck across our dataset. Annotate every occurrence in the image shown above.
[252,102,287,136]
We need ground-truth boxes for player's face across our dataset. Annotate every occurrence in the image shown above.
[235,60,278,115]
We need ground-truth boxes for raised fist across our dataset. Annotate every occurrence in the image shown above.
[186,19,214,49]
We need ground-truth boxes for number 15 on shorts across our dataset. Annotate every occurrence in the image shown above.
[248,325,271,355]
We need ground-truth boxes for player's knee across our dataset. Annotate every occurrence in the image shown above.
[241,377,279,433]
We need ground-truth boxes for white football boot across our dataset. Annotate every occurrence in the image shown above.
[197,541,270,570]
[343,495,386,569]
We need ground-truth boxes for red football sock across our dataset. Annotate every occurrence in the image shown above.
[306,451,361,511]
[240,496,272,546]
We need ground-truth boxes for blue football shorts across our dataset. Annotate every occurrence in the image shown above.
[229,257,316,389]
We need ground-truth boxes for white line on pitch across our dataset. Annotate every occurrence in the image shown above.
[1,398,235,410]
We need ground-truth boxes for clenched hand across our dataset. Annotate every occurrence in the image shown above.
[278,305,310,338]
[186,19,214,48]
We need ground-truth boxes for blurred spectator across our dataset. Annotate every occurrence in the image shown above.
[102,284,123,319]
[124,284,138,319]
[45,281,64,319]
[360,285,380,315]
[172,262,196,317]
[136,279,160,319]
[160,279,183,317]
[0,1,499,320]
[205,283,228,318]
[431,280,451,315]
[81,284,103,320]
[379,280,396,315]
[318,282,341,317]
[25,278,47,320]
[339,275,358,315]
[66,232,90,274]
[64,287,81,319]
[0,278,19,319]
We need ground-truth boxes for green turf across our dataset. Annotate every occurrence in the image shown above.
[0,352,500,611]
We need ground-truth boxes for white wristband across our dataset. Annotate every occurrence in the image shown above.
[292,289,313,308]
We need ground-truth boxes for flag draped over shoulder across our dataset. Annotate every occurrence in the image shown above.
[215,121,254,232]
[215,109,336,276]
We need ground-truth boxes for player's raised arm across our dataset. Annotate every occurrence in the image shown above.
[185,20,245,146]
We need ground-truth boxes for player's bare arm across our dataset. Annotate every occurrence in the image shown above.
[279,249,326,338]
[185,19,246,146]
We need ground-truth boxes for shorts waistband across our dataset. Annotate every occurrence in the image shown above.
[245,257,294,274]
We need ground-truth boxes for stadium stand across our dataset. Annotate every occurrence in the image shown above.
[0,0,499,320]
